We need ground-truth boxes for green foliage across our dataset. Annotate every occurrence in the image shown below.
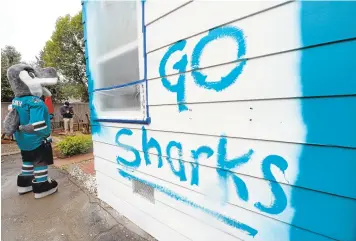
[57,135,92,157]
[1,46,22,102]
[61,82,86,100]
[41,11,88,102]
[1,11,88,103]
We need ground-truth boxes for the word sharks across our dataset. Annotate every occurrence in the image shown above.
[115,126,288,216]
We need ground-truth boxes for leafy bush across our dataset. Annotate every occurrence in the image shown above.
[57,135,93,157]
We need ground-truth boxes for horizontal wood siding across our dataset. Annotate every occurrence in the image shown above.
[91,1,356,241]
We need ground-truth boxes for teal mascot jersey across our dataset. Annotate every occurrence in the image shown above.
[12,96,51,151]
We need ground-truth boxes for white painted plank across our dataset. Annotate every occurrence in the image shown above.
[93,95,356,147]
[147,40,356,105]
[98,99,306,144]
[145,0,192,25]
[147,1,356,80]
[147,1,302,79]
[96,173,191,241]
[96,171,243,241]
[146,0,286,52]
[148,47,301,105]
[95,158,335,241]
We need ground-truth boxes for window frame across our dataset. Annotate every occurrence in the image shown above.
[82,0,150,125]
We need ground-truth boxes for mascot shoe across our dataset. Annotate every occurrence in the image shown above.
[32,178,58,199]
[17,174,35,194]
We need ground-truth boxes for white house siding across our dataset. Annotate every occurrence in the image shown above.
[85,1,356,241]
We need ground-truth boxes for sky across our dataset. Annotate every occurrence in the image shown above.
[0,0,82,63]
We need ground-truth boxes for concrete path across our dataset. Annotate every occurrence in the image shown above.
[1,154,156,241]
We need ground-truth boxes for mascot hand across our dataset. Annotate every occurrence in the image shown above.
[36,67,57,78]
[35,67,58,86]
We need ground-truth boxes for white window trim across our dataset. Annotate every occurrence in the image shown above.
[85,0,150,124]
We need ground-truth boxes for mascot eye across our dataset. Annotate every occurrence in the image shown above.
[28,71,36,79]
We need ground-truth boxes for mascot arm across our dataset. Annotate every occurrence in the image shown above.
[42,87,54,115]
[42,87,52,97]
[19,103,48,136]
[3,109,19,135]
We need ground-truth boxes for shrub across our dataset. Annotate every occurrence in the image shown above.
[56,135,93,157]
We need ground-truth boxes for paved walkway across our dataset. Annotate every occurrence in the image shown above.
[1,143,20,155]
[1,154,156,241]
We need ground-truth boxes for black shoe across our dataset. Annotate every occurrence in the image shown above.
[17,174,34,194]
[32,178,58,199]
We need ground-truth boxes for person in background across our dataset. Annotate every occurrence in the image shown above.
[60,101,74,135]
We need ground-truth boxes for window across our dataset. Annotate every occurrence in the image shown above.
[82,0,150,124]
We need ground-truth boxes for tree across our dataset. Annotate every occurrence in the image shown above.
[1,46,22,102]
[41,11,88,102]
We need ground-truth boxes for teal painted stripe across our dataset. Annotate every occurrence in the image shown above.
[36,176,47,182]
[300,1,356,48]
[300,40,356,97]
[294,145,356,199]
[300,96,356,148]
[22,173,33,176]
[81,0,87,24]
[83,19,87,43]
[293,2,356,241]
[34,166,48,171]
[85,57,90,78]
[289,180,356,240]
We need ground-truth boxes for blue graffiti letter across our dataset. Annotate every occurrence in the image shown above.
[217,136,253,202]
[190,146,214,186]
[254,155,288,215]
[142,126,163,168]
[191,26,246,91]
[115,129,141,168]
[166,141,187,181]
[159,40,188,112]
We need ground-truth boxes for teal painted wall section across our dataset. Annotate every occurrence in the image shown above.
[291,1,356,240]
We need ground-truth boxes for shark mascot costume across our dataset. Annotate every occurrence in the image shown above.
[4,64,59,199]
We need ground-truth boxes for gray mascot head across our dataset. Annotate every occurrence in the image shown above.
[3,64,58,136]
[7,63,58,98]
